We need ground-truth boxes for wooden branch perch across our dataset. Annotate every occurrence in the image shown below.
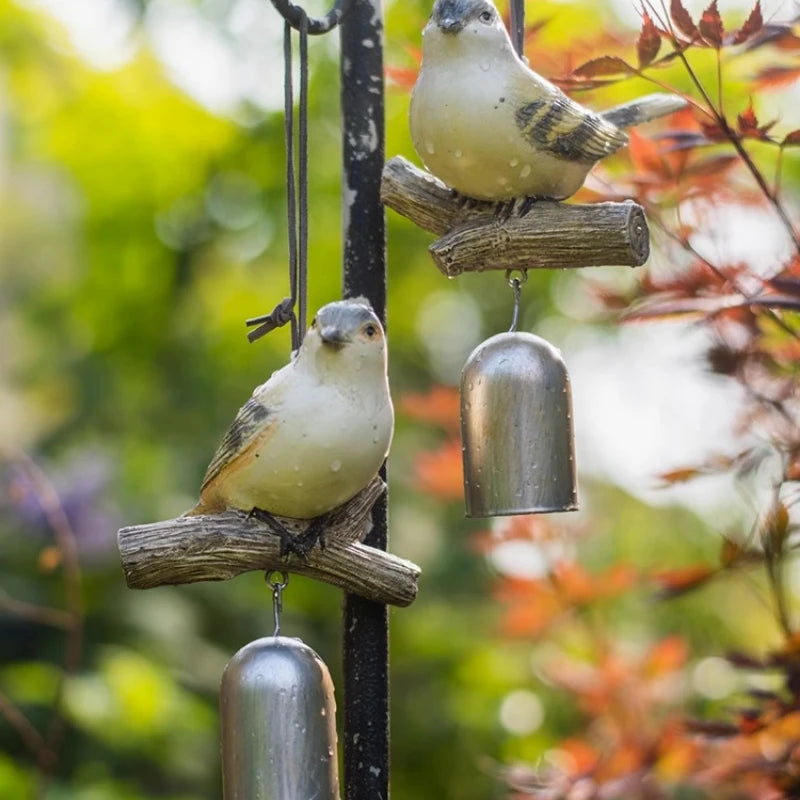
[381,156,650,277]
[117,478,420,607]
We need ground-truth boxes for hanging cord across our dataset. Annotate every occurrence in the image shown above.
[509,0,525,58]
[266,571,289,636]
[246,13,312,348]
[246,0,351,347]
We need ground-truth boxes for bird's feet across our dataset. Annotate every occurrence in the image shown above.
[518,195,546,217]
[450,188,479,211]
[247,508,328,560]
[494,199,516,223]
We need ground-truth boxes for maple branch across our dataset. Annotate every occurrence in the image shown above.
[649,215,800,341]
[762,491,793,639]
[672,46,800,252]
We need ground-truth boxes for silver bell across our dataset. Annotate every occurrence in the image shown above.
[220,636,340,800]
[461,331,578,517]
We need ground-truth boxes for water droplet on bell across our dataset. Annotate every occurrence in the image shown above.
[519,164,532,178]
[454,148,462,158]
[425,140,435,154]
[509,158,519,167]
[330,460,342,473]
[461,331,578,516]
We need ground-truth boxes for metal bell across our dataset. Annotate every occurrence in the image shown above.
[461,331,578,517]
[220,636,340,800]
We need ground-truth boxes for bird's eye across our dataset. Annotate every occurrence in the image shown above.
[363,324,377,338]
[479,10,493,22]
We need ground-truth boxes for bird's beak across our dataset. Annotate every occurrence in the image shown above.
[438,17,464,33]
[320,326,349,347]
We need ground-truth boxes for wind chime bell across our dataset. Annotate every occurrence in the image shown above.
[220,574,340,800]
[461,272,578,517]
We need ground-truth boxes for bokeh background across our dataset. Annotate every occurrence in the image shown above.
[1,0,798,797]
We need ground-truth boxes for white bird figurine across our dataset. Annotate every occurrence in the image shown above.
[186,298,394,556]
[410,0,686,202]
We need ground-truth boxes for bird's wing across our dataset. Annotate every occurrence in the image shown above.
[199,395,273,492]
[511,75,628,163]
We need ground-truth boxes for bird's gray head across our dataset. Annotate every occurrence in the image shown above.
[429,0,500,34]
[301,298,387,374]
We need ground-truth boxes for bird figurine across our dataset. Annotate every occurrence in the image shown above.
[186,298,394,557]
[410,0,687,203]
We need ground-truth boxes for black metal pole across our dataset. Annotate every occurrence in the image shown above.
[510,0,525,57]
[340,2,389,800]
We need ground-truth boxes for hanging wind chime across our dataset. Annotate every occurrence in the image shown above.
[117,2,420,800]
[381,0,683,518]
[225,4,343,798]
[220,572,340,799]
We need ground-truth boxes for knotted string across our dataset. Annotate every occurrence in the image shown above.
[246,13,310,348]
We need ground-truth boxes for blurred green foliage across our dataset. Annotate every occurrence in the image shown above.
[0,0,784,798]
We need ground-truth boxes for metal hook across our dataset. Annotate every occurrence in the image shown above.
[266,570,289,636]
[269,0,351,34]
[505,269,527,332]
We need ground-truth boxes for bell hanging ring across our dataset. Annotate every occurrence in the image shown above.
[220,636,340,800]
[460,273,578,516]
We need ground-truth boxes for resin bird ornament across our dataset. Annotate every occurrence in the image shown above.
[410,0,686,202]
[186,298,394,557]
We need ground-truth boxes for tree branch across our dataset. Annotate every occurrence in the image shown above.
[381,156,650,276]
[117,478,420,607]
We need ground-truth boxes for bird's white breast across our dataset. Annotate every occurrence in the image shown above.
[224,368,393,519]
[410,36,590,200]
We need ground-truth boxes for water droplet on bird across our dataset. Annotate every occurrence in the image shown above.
[330,459,342,473]
[479,61,490,72]
[425,140,436,155]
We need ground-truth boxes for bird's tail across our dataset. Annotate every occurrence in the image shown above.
[601,93,687,129]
